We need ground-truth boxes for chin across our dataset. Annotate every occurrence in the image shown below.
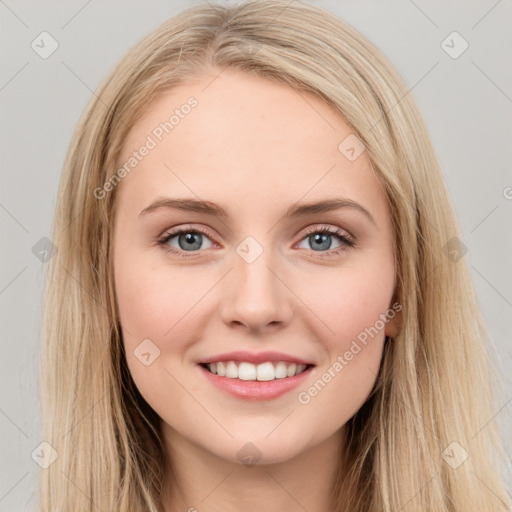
[209,435,308,467]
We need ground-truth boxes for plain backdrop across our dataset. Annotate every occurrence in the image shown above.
[1,1,511,510]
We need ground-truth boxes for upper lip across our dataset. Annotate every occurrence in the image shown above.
[198,351,315,366]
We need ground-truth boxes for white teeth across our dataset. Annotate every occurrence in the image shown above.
[216,362,225,376]
[225,361,238,378]
[205,361,309,381]
[286,363,297,377]
[274,362,288,379]
[239,362,257,381]
[256,362,274,381]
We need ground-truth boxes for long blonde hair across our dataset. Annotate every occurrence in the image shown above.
[39,1,512,510]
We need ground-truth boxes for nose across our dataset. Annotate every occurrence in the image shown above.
[219,247,294,333]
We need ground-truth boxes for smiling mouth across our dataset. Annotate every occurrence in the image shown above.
[199,361,314,381]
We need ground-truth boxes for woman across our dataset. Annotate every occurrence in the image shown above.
[39,1,512,510]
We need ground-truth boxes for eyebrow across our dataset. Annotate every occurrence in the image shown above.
[139,197,376,225]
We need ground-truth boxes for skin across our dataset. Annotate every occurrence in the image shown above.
[112,67,400,512]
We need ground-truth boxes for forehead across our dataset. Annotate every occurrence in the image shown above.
[114,68,387,221]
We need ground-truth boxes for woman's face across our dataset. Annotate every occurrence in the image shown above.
[112,68,400,466]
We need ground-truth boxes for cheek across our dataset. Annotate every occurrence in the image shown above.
[294,308,389,428]
[114,257,212,412]
[301,259,395,349]
[293,256,394,412]
[114,254,212,379]
[115,253,211,339]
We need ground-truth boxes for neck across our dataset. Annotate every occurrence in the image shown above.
[160,426,346,512]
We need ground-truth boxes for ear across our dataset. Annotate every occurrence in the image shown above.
[384,301,402,339]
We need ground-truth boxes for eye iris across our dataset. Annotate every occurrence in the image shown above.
[179,232,202,251]
[310,233,331,251]
[168,230,342,253]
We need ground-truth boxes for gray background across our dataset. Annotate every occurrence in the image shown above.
[1,0,511,509]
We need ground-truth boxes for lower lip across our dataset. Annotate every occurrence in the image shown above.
[198,364,315,400]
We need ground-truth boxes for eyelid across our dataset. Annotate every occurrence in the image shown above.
[298,224,355,245]
[159,223,354,243]
[157,223,355,258]
[159,224,217,245]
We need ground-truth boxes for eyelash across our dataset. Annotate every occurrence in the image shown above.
[157,224,355,259]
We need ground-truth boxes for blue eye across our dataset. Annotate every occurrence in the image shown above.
[157,224,355,259]
[158,227,213,256]
[297,225,355,256]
